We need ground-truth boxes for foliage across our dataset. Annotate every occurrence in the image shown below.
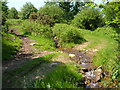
[6,19,23,26]
[33,64,83,88]
[72,8,104,30]
[103,1,120,28]
[29,13,54,27]
[0,0,8,33]
[2,33,22,60]
[52,24,86,47]
[0,0,8,25]
[38,4,65,23]
[21,20,52,38]
[8,7,19,19]
[21,2,37,19]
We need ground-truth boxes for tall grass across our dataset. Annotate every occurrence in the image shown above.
[33,64,83,88]
[2,33,22,60]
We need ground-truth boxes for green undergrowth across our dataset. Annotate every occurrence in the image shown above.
[33,64,83,88]
[2,33,22,60]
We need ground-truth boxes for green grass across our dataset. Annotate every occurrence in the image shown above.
[33,64,83,88]
[2,33,22,60]
[28,35,57,52]
[11,52,62,75]
[80,27,120,87]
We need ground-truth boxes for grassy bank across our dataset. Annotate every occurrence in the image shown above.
[81,27,120,87]
[2,33,22,60]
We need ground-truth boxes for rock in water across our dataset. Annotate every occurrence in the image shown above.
[69,54,75,58]
[94,66,103,82]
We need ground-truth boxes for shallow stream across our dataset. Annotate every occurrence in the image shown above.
[59,48,110,88]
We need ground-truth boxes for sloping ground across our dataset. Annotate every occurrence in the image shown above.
[2,29,73,88]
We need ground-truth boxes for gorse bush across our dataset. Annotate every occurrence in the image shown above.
[52,24,86,47]
[72,8,104,30]
[21,20,52,38]
[29,13,54,27]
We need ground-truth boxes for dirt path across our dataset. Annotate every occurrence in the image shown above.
[2,29,55,73]
[2,29,72,88]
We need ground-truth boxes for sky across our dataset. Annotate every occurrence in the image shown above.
[7,0,103,11]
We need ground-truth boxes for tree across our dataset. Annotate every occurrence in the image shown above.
[0,0,8,25]
[21,2,37,19]
[58,1,73,20]
[38,3,65,23]
[0,0,8,32]
[103,1,120,28]
[72,8,104,30]
[8,7,18,19]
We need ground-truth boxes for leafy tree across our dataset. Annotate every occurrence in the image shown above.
[8,7,18,19]
[21,2,37,19]
[58,1,73,20]
[72,8,104,30]
[0,0,8,25]
[38,3,65,23]
[0,0,8,32]
[103,1,120,28]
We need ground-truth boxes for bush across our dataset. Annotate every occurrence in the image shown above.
[72,8,104,30]
[38,4,66,23]
[29,13,55,27]
[52,24,85,47]
[21,20,52,38]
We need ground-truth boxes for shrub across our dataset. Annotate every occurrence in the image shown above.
[29,13,55,27]
[38,4,66,23]
[52,24,85,47]
[21,20,52,38]
[72,8,104,30]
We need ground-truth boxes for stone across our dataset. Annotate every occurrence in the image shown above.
[69,54,75,58]
[30,43,39,46]
[94,66,103,82]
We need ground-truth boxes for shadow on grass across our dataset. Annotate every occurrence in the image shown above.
[2,53,63,88]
